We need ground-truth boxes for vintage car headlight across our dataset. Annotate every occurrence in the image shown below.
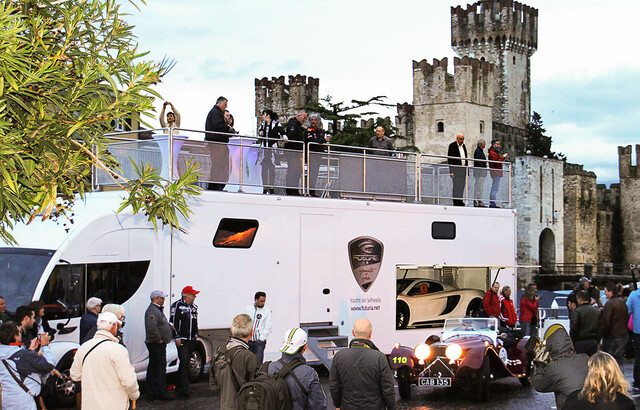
[445,343,463,361]
[414,343,431,360]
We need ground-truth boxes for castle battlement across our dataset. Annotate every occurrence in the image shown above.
[451,0,538,59]
[254,74,319,122]
[413,57,494,106]
[618,145,640,179]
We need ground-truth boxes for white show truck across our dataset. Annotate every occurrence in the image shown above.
[0,188,517,405]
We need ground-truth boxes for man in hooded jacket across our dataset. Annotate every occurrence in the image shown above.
[531,326,589,409]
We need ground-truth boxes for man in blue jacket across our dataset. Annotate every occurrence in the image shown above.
[627,288,640,389]
[268,327,327,410]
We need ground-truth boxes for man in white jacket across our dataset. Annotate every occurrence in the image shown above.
[71,312,140,410]
[245,291,272,363]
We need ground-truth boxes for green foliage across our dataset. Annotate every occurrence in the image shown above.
[0,0,199,244]
[525,112,565,160]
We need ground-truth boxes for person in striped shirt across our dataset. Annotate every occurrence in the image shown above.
[244,291,272,363]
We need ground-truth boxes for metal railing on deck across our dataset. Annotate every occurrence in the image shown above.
[94,128,512,208]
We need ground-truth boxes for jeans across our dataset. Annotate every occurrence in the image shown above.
[490,176,501,207]
[176,340,196,393]
[633,332,640,387]
[602,335,628,366]
[145,342,167,398]
[520,321,538,337]
[248,340,266,363]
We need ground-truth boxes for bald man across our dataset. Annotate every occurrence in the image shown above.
[447,133,468,206]
[329,319,395,410]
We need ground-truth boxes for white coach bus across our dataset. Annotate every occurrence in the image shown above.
[0,131,517,405]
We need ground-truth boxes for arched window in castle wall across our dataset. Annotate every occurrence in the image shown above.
[437,121,444,133]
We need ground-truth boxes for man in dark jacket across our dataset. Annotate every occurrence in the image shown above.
[329,318,395,410]
[601,281,629,366]
[145,290,174,401]
[204,96,233,191]
[79,297,101,343]
[170,286,199,397]
[473,139,487,207]
[447,133,468,206]
[304,113,330,197]
[14,306,36,349]
[268,327,327,410]
[570,290,601,356]
[284,111,307,195]
[532,326,589,409]
[216,313,260,409]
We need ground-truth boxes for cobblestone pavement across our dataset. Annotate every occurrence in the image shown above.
[63,358,640,409]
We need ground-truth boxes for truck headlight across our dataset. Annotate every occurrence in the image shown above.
[414,343,430,360]
[445,343,462,361]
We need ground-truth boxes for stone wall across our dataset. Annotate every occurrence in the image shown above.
[619,145,640,266]
[512,156,564,286]
[563,163,597,264]
[596,183,622,265]
[255,75,318,129]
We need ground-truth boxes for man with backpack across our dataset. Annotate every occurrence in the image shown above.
[210,313,260,409]
[267,327,327,410]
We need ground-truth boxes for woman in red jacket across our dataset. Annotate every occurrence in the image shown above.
[519,283,540,336]
[499,286,517,327]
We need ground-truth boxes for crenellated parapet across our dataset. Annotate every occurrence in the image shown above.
[254,74,319,126]
[451,0,538,60]
[618,145,640,179]
[413,57,494,106]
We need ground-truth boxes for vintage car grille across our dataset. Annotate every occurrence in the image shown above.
[421,357,456,378]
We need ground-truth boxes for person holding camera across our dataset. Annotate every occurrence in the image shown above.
[531,326,589,410]
[519,283,540,336]
[159,101,180,133]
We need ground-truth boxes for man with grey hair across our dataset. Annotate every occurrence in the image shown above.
[71,312,140,409]
[304,113,330,197]
[145,291,173,401]
[79,297,102,343]
[82,303,126,345]
[473,139,487,207]
[205,96,233,191]
[447,133,468,206]
[329,318,395,409]
[214,313,260,409]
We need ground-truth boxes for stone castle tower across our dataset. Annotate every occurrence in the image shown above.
[254,75,319,129]
[397,0,537,157]
[618,145,640,267]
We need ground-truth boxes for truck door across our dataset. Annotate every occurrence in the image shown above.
[300,214,334,323]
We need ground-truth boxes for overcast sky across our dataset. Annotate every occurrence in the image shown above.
[122,0,638,186]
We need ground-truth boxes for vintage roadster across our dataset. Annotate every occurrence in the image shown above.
[389,317,533,401]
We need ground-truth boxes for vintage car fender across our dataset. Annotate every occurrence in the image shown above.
[389,345,416,371]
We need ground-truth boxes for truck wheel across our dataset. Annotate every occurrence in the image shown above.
[51,354,77,407]
[397,303,409,329]
[475,356,490,402]
[188,344,205,382]
[397,367,412,399]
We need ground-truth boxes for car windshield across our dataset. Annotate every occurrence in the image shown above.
[443,317,497,333]
[0,248,55,312]
[397,279,416,294]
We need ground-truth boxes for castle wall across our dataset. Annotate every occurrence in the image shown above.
[512,156,564,287]
[619,145,640,266]
[563,163,597,265]
[596,183,622,265]
[255,75,318,129]
[411,57,494,156]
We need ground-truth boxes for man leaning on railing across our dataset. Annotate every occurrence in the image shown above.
[368,126,394,156]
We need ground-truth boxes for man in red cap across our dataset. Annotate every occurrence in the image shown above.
[170,285,200,397]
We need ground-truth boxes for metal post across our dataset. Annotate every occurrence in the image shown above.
[415,154,422,203]
[363,150,367,194]
[238,136,244,193]
[305,144,310,196]
[91,143,97,191]
[508,162,512,208]
[326,145,331,197]
[168,127,174,181]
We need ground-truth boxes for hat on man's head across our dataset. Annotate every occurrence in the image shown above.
[150,290,168,299]
[279,327,307,354]
[97,311,122,326]
[182,286,200,295]
[579,277,591,284]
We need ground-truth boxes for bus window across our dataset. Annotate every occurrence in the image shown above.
[213,219,259,248]
[86,261,149,305]
[41,264,84,320]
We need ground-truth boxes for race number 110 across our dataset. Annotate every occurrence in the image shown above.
[393,357,408,364]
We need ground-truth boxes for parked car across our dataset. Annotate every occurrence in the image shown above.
[389,317,533,401]
[396,279,483,329]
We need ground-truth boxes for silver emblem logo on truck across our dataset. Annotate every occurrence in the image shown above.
[348,236,384,292]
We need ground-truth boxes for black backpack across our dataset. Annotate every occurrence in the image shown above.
[237,358,307,410]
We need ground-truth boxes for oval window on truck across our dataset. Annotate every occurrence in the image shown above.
[213,219,259,248]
